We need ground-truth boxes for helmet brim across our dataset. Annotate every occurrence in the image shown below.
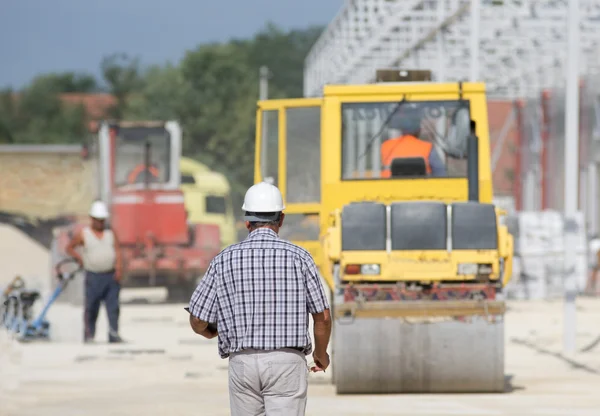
[243,212,281,222]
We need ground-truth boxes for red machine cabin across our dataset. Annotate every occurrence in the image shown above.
[53,120,222,301]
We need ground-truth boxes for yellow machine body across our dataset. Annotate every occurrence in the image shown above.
[180,157,236,248]
[254,80,514,394]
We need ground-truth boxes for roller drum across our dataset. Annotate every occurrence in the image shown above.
[332,314,505,394]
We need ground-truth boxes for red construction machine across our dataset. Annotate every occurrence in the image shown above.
[52,120,221,301]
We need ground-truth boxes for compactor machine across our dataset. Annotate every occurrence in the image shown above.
[253,71,514,394]
[52,121,221,301]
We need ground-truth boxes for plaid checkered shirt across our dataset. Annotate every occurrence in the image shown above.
[188,228,330,359]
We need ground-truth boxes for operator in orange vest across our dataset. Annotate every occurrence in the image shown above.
[380,109,447,178]
[127,163,160,184]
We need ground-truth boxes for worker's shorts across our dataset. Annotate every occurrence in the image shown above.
[228,348,308,416]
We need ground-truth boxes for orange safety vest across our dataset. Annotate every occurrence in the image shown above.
[380,135,432,178]
[127,165,159,184]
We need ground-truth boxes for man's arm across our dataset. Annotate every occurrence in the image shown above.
[66,230,84,266]
[112,231,123,281]
[304,257,332,366]
[312,309,332,357]
[188,261,219,339]
[428,148,447,177]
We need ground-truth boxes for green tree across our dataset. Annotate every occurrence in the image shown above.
[0,89,18,143]
[245,23,323,98]
[0,70,100,143]
[28,72,99,93]
[125,63,190,121]
[101,53,143,119]
[179,42,258,204]
[0,76,88,144]
[124,24,323,207]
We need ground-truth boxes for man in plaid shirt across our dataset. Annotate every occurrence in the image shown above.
[188,182,332,415]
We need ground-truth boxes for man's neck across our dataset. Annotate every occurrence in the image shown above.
[249,226,279,234]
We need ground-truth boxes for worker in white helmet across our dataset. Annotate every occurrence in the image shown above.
[66,200,124,343]
[188,181,331,415]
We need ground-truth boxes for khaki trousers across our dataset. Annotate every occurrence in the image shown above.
[228,348,308,416]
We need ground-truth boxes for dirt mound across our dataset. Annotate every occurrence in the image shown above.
[0,224,49,292]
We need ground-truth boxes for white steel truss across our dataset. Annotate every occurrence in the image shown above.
[304,0,600,99]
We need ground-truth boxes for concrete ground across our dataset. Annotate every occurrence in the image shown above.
[2,296,600,416]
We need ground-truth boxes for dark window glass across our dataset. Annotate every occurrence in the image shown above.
[181,174,196,184]
[206,196,226,214]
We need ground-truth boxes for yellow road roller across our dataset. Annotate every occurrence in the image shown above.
[253,73,514,394]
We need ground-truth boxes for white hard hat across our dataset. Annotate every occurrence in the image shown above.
[242,182,285,221]
[89,201,109,219]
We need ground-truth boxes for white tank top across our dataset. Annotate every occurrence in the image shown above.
[82,227,116,273]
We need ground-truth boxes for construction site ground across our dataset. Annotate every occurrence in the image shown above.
[1,294,600,416]
[1,225,600,415]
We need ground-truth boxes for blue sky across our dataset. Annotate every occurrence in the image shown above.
[0,0,343,89]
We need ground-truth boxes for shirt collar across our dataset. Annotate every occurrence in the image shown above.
[247,228,279,240]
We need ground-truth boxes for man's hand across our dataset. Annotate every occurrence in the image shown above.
[204,326,218,339]
[74,255,84,268]
[114,268,122,283]
[189,315,218,339]
[311,351,330,372]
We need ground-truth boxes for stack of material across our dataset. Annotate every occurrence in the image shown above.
[506,210,587,299]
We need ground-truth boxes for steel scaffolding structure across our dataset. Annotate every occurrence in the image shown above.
[304,0,600,99]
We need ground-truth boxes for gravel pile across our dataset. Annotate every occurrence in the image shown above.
[0,224,49,293]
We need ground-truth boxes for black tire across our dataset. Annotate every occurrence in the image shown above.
[330,286,336,385]
[330,263,340,386]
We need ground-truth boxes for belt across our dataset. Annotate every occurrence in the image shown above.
[238,347,305,353]
[86,269,116,274]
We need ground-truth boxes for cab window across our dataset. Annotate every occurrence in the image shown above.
[181,174,196,184]
[286,106,321,203]
[114,127,171,187]
[341,100,471,180]
[205,195,227,214]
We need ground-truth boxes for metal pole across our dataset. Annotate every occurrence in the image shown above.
[259,66,269,101]
[541,90,551,210]
[563,0,580,355]
[437,0,446,82]
[514,100,524,211]
[469,0,480,82]
[259,66,269,181]
[589,162,598,235]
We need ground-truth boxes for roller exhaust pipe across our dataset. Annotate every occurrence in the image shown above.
[467,120,479,202]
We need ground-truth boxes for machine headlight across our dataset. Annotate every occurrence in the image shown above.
[478,264,493,274]
[360,264,380,275]
[457,263,478,275]
[457,263,493,275]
